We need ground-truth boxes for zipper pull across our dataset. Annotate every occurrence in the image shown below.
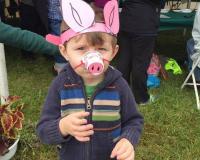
[87,97,91,110]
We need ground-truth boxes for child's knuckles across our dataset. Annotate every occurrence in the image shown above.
[80,124,92,131]
[83,130,93,136]
[81,119,87,124]
[87,124,93,129]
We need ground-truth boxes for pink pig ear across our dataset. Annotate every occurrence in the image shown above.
[104,0,119,34]
[46,34,61,45]
[61,0,95,32]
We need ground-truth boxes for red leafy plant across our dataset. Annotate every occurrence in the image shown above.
[0,96,24,156]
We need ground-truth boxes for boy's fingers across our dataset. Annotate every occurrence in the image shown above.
[73,111,90,118]
[74,130,94,137]
[75,136,90,142]
[116,149,130,160]
[75,124,93,131]
[116,145,127,156]
[72,118,88,125]
[110,143,120,158]
[125,153,134,160]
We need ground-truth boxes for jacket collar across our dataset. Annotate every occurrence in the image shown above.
[60,63,122,88]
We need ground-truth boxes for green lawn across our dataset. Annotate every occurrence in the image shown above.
[3,29,200,160]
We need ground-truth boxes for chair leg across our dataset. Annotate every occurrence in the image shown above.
[192,73,200,110]
[181,56,200,89]
[181,54,200,110]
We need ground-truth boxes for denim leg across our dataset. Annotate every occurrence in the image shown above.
[49,19,61,36]
[49,19,67,64]
[187,38,200,81]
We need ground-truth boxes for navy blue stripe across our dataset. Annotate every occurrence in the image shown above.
[93,119,121,129]
[95,91,120,100]
[60,89,84,99]
[93,105,120,111]
[61,104,85,111]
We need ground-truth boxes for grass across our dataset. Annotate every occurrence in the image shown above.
[3,29,200,160]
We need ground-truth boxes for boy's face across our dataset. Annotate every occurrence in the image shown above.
[59,33,119,85]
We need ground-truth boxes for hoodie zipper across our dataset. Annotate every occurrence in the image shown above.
[83,86,92,160]
[84,86,100,160]
[87,97,92,110]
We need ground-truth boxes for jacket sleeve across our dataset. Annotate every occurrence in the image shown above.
[117,78,144,148]
[192,4,200,54]
[0,22,60,55]
[36,76,70,145]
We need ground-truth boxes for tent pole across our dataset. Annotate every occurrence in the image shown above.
[0,43,9,104]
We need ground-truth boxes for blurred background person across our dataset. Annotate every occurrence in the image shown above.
[186,3,200,82]
[16,0,46,60]
[117,0,161,105]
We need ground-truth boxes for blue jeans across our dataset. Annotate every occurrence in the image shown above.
[49,19,67,64]
[186,38,200,81]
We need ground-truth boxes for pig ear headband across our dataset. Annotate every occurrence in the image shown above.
[46,0,119,45]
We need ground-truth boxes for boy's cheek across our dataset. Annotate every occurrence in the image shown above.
[103,64,110,71]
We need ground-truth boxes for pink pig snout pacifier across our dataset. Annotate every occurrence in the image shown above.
[81,51,104,76]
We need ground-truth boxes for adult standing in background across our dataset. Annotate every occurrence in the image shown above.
[47,0,66,73]
[117,0,161,105]
[186,3,200,81]
[32,0,49,34]
[16,0,46,59]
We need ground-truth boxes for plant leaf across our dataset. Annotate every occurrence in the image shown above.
[6,129,16,139]
[12,113,18,125]
[0,104,9,116]
[13,118,23,130]
[16,104,24,111]
[7,96,21,102]
[15,111,24,120]
[1,114,14,133]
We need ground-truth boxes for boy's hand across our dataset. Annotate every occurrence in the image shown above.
[59,111,94,142]
[110,138,135,160]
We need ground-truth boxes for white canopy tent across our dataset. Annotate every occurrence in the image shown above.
[0,43,9,104]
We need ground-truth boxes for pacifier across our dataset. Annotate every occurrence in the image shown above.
[81,51,104,76]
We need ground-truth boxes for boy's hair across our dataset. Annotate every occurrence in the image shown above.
[60,3,117,47]
[72,32,117,47]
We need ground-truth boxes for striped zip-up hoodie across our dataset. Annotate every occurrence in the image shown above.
[36,64,144,160]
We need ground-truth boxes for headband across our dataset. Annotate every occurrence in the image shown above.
[46,0,119,45]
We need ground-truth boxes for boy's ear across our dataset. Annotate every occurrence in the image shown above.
[59,44,69,61]
[110,44,119,60]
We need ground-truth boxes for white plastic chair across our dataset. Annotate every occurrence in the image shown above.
[181,52,200,110]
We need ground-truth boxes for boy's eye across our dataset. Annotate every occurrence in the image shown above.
[76,47,85,50]
[98,48,107,51]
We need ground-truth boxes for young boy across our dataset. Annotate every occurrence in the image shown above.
[36,0,144,159]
